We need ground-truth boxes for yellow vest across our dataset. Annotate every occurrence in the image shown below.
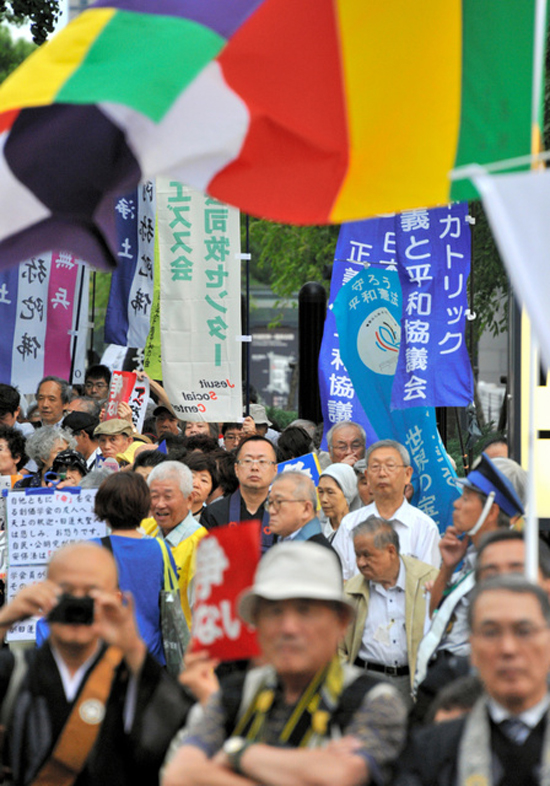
[142,516,208,628]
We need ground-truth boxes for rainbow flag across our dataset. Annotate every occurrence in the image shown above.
[0,0,542,269]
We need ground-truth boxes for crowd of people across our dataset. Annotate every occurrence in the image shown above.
[0,365,542,786]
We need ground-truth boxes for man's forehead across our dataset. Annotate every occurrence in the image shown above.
[473,589,545,623]
[369,446,400,462]
[271,477,298,495]
[334,425,361,441]
[150,476,181,493]
[480,540,525,566]
[239,442,275,459]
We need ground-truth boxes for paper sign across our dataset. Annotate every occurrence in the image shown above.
[105,370,149,432]
[5,487,106,641]
[277,452,321,486]
[190,521,261,661]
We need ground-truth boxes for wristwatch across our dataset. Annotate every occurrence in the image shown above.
[223,737,252,773]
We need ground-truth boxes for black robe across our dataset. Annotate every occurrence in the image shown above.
[1,642,191,786]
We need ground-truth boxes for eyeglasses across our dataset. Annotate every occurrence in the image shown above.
[367,462,406,474]
[265,498,307,512]
[85,381,108,391]
[472,623,550,644]
[237,458,276,468]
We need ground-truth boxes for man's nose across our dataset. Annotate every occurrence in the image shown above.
[279,609,301,633]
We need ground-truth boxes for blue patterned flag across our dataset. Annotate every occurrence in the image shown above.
[332,266,459,532]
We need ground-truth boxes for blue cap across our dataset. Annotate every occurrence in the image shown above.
[459,453,524,518]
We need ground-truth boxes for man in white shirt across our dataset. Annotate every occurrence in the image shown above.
[332,439,441,578]
[341,517,438,708]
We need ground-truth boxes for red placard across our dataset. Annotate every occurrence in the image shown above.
[190,521,261,661]
[105,371,135,420]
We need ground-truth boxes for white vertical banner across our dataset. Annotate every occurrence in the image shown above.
[128,180,156,347]
[157,179,242,422]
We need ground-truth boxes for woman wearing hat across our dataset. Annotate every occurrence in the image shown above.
[318,463,358,542]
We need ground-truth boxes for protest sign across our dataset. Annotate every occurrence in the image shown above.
[277,453,321,486]
[6,487,105,640]
[105,370,149,432]
[191,521,260,661]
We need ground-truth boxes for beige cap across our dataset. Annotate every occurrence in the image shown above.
[93,418,133,437]
[238,541,353,626]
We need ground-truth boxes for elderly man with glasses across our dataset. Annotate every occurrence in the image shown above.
[266,470,333,550]
[164,542,407,786]
[396,575,550,786]
[332,439,441,580]
[201,435,278,552]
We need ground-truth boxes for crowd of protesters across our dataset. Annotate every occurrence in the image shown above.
[0,367,544,786]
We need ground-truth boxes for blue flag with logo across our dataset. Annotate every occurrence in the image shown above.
[318,216,398,450]
[333,267,459,532]
[393,203,473,407]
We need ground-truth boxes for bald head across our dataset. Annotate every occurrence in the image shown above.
[48,542,118,593]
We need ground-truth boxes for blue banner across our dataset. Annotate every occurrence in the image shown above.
[333,267,459,532]
[105,188,138,345]
[318,216,398,450]
[393,203,473,407]
[277,452,321,485]
[105,182,156,348]
[0,265,19,383]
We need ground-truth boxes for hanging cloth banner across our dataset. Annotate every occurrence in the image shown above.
[333,267,459,532]
[105,180,156,347]
[393,203,473,408]
[0,253,89,393]
[157,180,243,422]
[318,217,398,450]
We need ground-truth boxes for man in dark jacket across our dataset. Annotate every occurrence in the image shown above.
[0,542,191,785]
[396,574,550,786]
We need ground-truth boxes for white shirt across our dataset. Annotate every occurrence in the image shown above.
[488,694,550,729]
[332,498,441,580]
[359,560,409,667]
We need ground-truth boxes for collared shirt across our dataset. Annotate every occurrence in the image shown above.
[488,694,550,729]
[163,511,203,548]
[282,517,323,543]
[86,447,101,471]
[359,560,408,667]
[332,499,441,580]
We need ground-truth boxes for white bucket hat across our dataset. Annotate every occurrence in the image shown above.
[238,541,354,626]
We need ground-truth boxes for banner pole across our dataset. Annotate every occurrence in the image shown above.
[244,214,250,416]
[69,263,86,386]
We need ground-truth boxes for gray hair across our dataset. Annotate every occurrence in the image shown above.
[67,396,102,417]
[492,457,528,507]
[351,515,400,553]
[147,460,193,497]
[468,573,550,629]
[272,470,317,509]
[366,439,411,467]
[25,426,76,468]
[37,376,72,404]
[326,421,366,449]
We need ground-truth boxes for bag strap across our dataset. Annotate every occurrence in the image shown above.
[1,649,27,728]
[157,538,178,592]
[99,536,113,554]
[31,645,124,786]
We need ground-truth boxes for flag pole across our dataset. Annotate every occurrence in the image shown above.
[524,0,547,583]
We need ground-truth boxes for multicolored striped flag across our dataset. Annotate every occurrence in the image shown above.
[0,0,542,270]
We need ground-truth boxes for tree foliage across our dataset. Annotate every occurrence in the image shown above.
[0,0,59,44]
[0,23,35,82]
[246,206,508,338]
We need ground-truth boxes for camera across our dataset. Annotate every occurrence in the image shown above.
[47,594,94,625]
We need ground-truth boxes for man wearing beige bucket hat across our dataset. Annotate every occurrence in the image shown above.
[163,542,407,786]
